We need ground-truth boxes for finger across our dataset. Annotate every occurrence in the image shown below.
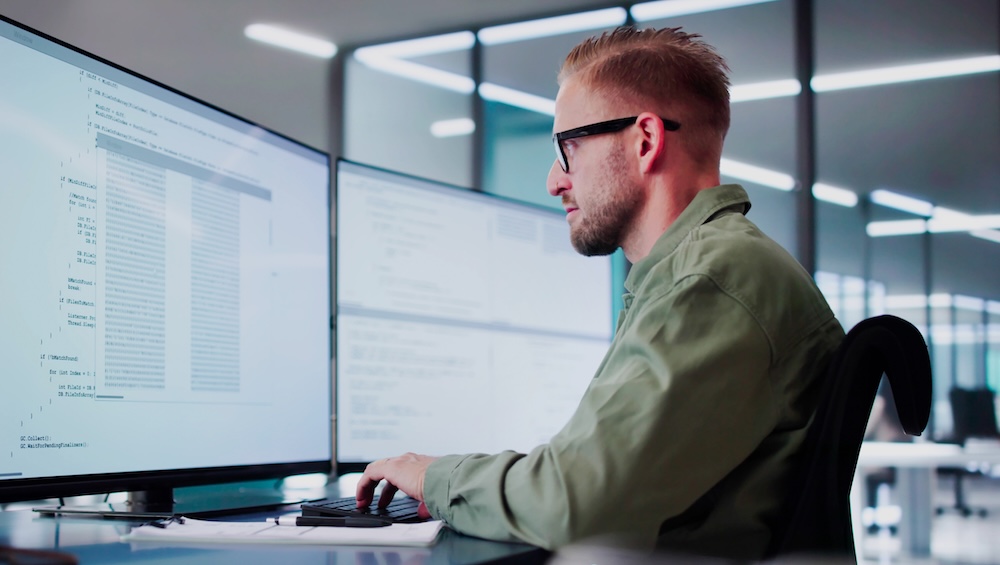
[355,461,387,506]
[378,481,399,509]
[417,501,431,520]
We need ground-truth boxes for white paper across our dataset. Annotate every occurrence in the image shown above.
[121,518,445,547]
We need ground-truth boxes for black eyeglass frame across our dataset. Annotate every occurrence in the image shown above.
[552,116,681,173]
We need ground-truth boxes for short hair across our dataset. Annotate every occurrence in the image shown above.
[558,26,731,165]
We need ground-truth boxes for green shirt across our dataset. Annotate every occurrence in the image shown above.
[423,184,844,560]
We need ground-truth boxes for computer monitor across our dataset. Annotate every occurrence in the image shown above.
[335,160,613,472]
[0,15,332,515]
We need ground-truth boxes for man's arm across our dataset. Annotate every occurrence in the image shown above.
[420,275,779,549]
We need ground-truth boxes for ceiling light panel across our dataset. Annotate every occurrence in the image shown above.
[720,158,795,191]
[812,183,858,207]
[729,79,801,102]
[478,8,627,45]
[869,189,934,217]
[631,0,778,21]
[430,118,476,138]
[812,55,1000,92]
[244,24,337,59]
[356,32,475,59]
[478,83,556,115]
[353,55,475,94]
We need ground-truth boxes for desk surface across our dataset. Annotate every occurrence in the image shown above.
[0,486,547,565]
[0,508,547,564]
[857,440,1000,467]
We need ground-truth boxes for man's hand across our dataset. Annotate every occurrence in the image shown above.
[356,452,438,519]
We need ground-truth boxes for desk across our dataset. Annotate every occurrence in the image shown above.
[0,483,548,565]
[853,441,1000,558]
[0,508,548,564]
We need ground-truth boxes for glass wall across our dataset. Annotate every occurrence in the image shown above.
[815,0,1000,435]
[341,0,1000,436]
[343,32,475,189]
[635,0,799,254]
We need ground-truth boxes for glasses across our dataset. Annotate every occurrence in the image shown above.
[552,116,681,173]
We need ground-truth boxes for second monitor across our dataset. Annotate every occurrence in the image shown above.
[335,160,614,471]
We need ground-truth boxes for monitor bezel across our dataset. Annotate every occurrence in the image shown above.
[0,14,334,506]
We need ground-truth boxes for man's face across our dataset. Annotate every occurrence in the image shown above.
[548,79,645,257]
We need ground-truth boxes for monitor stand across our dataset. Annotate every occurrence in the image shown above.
[32,484,316,519]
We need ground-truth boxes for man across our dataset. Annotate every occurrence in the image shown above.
[356,26,844,560]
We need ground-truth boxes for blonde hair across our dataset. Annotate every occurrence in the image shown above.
[558,26,731,165]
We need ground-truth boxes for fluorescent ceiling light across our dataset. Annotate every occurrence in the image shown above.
[867,205,1000,238]
[478,8,626,45]
[244,24,337,59]
[989,301,1000,315]
[884,294,928,309]
[631,0,777,21]
[869,189,934,217]
[730,79,801,102]
[953,295,985,312]
[812,55,1000,92]
[930,293,954,308]
[971,229,1000,244]
[930,207,1000,241]
[353,32,476,94]
[479,83,556,115]
[932,324,1000,345]
[866,219,927,237]
[356,32,475,59]
[927,212,1000,233]
[353,54,475,94]
[720,158,795,191]
[812,182,858,207]
[884,293,954,309]
[430,118,475,138]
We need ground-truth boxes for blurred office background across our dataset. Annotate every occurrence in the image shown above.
[1,0,998,562]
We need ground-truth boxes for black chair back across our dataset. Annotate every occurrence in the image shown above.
[765,315,932,559]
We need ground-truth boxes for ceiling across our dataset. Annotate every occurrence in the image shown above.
[0,0,618,151]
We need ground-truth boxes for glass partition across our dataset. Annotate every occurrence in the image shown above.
[815,0,1000,435]
[632,0,800,254]
[340,0,1000,441]
[343,33,475,188]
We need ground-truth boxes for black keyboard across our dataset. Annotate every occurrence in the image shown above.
[301,495,425,524]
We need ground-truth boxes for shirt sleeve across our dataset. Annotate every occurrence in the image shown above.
[422,274,779,549]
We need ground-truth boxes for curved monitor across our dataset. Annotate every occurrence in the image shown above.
[335,160,613,472]
[0,15,332,514]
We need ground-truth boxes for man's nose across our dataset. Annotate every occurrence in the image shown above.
[546,160,568,197]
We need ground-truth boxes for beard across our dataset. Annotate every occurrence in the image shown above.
[567,142,643,257]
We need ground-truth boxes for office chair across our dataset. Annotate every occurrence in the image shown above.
[936,387,1000,518]
[765,315,932,560]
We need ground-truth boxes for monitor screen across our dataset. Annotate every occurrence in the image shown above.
[335,160,613,471]
[0,16,332,511]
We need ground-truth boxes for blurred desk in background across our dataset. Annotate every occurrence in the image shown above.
[854,440,1000,557]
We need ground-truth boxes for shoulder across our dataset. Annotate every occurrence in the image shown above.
[637,212,836,357]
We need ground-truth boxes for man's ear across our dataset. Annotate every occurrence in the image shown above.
[634,112,667,174]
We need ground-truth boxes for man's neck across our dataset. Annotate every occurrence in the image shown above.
[621,169,720,263]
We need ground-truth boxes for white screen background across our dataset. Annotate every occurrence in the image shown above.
[0,22,332,482]
[336,161,612,462]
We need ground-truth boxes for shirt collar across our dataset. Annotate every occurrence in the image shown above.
[624,184,750,293]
